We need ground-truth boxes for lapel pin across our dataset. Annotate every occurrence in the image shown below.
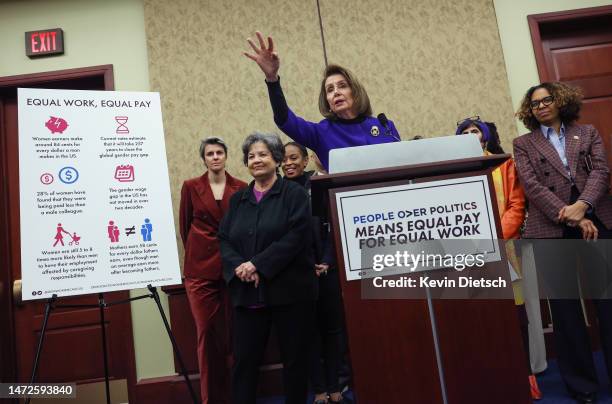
[573,136,579,139]
[370,126,380,136]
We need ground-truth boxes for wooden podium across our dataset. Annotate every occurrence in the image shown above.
[311,154,532,404]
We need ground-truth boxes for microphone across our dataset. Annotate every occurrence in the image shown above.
[377,113,400,141]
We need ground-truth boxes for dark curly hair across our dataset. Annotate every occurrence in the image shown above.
[516,82,583,131]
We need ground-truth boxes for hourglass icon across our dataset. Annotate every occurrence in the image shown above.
[115,116,129,134]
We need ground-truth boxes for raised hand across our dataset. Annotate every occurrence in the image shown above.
[244,31,280,82]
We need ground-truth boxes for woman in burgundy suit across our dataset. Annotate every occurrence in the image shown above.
[179,137,246,404]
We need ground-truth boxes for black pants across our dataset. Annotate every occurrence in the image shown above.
[533,198,612,394]
[309,268,343,395]
[517,304,532,376]
[232,301,315,404]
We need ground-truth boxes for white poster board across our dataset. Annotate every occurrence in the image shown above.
[335,176,502,281]
[18,88,181,300]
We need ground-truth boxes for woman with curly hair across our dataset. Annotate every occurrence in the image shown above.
[513,82,612,403]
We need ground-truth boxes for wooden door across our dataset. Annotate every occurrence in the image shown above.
[0,66,137,397]
[528,5,612,358]
[529,5,612,189]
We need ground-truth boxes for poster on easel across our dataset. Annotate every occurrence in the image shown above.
[18,88,181,300]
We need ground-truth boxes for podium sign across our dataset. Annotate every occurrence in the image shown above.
[18,88,181,300]
[336,175,502,281]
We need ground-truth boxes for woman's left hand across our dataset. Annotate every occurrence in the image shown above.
[578,218,598,240]
[244,31,280,82]
[240,261,257,276]
[235,265,248,281]
[235,261,257,281]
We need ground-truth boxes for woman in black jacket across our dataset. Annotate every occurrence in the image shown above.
[219,132,317,404]
[283,142,345,404]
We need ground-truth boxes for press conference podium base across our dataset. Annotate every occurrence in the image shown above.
[311,155,532,404]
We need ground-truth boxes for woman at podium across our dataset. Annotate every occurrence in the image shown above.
[179,137,247,404]
[456,117,542,400]
[244,31,400,171]
[219,132,317,404]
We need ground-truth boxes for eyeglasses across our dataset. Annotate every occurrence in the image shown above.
[530,96,554,110]
[456,115,480,127]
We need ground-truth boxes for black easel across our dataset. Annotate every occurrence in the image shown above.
[26,285,198,404]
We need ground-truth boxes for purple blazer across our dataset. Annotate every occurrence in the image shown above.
[279,109,399,171]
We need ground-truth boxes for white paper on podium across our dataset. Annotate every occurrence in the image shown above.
[329,134,483,174]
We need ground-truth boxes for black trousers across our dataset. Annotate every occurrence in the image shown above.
[533,196,612,394]
[232,301,315,404]
[517,304,532,376]
[309,268,343,394]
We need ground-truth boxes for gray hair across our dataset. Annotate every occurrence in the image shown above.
[199,137,227,159]
[241,132,285,166]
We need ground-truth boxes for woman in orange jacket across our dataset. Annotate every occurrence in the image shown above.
[456,117,542,400]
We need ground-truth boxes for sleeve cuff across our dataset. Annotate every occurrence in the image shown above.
[265,76,281,86]
[579,199,594,214]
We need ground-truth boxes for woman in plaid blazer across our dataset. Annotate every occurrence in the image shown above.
[513,82,612,404]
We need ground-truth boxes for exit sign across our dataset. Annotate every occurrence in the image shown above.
[25,28,64,57]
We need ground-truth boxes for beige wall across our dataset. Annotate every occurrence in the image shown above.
[0,0,175,380]
[144,0,325,177]
[144,0,327,267]
[321,0,517,150]
[493,0,612,136]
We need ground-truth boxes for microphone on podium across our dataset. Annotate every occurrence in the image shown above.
[377,113,401,141]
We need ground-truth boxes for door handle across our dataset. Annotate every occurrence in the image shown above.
[12,279,23,306]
